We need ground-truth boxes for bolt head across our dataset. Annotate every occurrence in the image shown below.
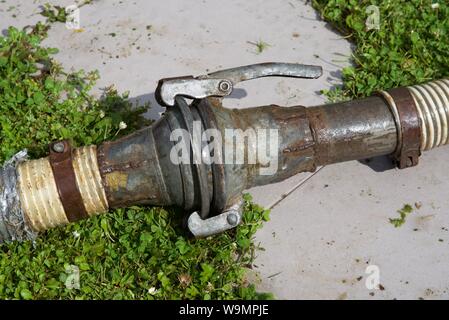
[218,80,231,93]
[52,142,65,153]
[227,213,238,226]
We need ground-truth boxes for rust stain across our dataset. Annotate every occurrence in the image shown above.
[105,171,128,192]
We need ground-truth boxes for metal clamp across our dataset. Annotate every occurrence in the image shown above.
[49,140,89,222]
[187,200,243,237]
[155,62,323,107]
[158,62,322,237]
[378,88,422,169]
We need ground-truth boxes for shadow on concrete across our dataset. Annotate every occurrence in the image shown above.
[224,87,248,100]
[128,92,165,121]
[358,156,396,173]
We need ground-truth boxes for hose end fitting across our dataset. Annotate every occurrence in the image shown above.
[379,79,449,169]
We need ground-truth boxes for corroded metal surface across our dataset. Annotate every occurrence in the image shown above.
[49,140,89,222]
[198,100,317,212]
[97,126,171,208]
[0,91,402,240]
[200,95,397,212]
[176,96,211,218]
[196,98,227,214]
[381,87,422,169]
[306,96,398,166]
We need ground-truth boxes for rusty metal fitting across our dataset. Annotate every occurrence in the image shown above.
[2,63,449,244]
[378,88,422,169]
[16,143,108,232]
[49,140,89,222]
[376,79,449,168]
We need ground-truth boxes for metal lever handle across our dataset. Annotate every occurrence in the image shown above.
[205,62,322,84]
[155,62,322,107]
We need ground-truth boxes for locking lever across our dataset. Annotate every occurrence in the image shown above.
[155,62,323,107]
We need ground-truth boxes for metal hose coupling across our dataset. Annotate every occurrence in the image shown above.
[1,62,448,244]
[17,143,108,232]
[378,78,449,168]
[0,143,108,243]
[408,80,449,151]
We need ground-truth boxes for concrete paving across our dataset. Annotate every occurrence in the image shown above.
[1,0,448,299]
[255,149,449,299]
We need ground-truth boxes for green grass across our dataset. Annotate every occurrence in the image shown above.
[312,0,449,100]
[0,199,271,300]
[0,24,272,300]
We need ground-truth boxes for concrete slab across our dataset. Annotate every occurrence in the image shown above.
[6,0,448,301]
[254,149,449,299]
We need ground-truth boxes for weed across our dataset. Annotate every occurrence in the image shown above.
[312,0,449,100]
[247,40,271,54]
[40,3,69,24]
[389,204,414,228]
[40,1,92,25]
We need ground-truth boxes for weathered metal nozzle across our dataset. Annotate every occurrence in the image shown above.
[1,63,449,244]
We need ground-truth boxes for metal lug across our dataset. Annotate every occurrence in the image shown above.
[187,201,243,237]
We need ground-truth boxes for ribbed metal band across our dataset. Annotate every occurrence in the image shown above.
[408,79,449,151]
